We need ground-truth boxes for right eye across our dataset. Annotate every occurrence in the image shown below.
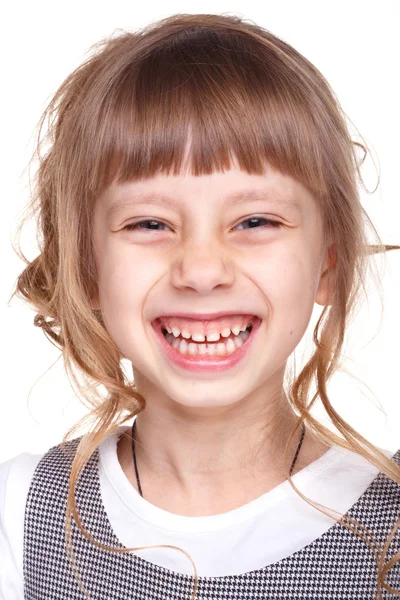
[122,220,168,232]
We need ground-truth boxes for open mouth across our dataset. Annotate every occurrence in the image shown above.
[160,320,255,358]
[152,316,261,371]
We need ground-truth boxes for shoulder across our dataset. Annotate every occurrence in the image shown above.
[0,430,117,597]
[0,452,43,598]
[0,452,43,532]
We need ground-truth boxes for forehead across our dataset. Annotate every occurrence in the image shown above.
[100,164,317,219]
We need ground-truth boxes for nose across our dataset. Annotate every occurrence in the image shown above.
[170,242,235,294]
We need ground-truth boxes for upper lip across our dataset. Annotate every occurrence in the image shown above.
[153,311,260,322]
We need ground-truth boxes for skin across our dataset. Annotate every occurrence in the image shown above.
[91,157,335,516]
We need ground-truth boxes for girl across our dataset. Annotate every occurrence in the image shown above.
[1,12,400,600]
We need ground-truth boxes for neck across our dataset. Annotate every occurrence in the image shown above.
[117,399,331,515]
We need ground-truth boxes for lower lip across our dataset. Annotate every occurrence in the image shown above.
[152,317,261,372]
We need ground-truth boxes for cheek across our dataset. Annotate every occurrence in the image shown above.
[254,249,317,339]
[95,245,161,350]
[94,233,319,363]
[99,247,161,306]
[254,246,315,299]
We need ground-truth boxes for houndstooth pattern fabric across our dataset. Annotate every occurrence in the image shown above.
[23,436,400,600]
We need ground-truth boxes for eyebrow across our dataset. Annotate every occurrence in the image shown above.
[106,188,302,220]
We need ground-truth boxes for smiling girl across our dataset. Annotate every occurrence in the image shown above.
[1,12,400,600]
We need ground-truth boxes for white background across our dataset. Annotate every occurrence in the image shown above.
[0,1,399,463]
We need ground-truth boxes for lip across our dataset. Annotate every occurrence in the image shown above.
[152,311,260,323]
[152,317,261,372]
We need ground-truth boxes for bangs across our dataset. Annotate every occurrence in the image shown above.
[83,26,332,199]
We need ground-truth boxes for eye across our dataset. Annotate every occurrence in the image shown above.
[122,217,282,233]
[122,220,168,232]
[235,217,283,232]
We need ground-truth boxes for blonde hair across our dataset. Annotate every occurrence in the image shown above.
[9,12,400,600]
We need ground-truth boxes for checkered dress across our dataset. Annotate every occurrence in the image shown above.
[23,436,400,599]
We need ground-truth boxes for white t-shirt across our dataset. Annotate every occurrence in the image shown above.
[0,424,395,600]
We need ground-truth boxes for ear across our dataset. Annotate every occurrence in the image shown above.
[315,243,337,307]
[89,296,100,311]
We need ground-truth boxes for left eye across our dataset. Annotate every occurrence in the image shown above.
[235,217,282,231]
[122,217,282,232]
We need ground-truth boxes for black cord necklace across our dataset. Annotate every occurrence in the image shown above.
[131,419,306,499]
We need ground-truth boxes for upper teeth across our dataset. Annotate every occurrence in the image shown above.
[164,322,251,342]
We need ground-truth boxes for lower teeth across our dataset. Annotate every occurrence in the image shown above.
[163,326,252,357]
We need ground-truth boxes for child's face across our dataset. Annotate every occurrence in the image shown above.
[92,159,332,410]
